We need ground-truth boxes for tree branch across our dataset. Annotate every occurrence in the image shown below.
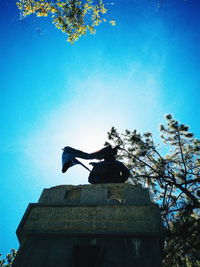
[177,129,187,183]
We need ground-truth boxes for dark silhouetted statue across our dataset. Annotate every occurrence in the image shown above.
[62,145,130,184]
[88,154,130,184]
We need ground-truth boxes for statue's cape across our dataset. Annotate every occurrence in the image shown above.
[62,145,118,173]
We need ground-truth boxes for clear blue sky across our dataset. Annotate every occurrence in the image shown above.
[0,0,200,256]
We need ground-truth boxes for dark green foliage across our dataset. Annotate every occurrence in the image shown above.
[0,249,17,267]
[106,115,200,266]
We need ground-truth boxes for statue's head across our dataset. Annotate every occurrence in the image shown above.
[103,145,119,160]
[104,154,116,161]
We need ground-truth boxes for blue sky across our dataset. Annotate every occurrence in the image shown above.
[0,0,200,256]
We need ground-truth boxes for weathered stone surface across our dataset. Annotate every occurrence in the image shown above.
[80,187,108,205]
[38,186,68,204]
[17,204,161,240]
[125,187,150,205]
[14,184,163,267]
[13,236,162,267]
[38,183,152,205]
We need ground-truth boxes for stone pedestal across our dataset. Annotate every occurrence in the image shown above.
[13,184,163,267]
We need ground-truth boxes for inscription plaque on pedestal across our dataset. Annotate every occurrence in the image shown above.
[18,204,161,239]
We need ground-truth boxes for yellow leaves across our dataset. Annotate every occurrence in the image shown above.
[77,25,87,34]
[110,19,116,26]
[84,2,92,10]
[93,9,99,16]
[17,0,54,17]
[36,11,48,17]
[57,2,66,8]
[87,25,96,34]
[50,7,57,13]
[93,19,101,26]
[16,0,116,43]
[100,6,107,14]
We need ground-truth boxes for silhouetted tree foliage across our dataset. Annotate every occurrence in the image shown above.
[0,249,17,267]
[105,115,200,266]
[16,0,115,43]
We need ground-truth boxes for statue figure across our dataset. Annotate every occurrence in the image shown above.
[88,154,130,184]
[62,145,130,184]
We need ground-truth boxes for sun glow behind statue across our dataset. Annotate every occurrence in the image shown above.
[22,71,164,186]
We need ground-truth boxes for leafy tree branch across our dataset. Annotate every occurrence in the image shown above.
[16,0,115,43]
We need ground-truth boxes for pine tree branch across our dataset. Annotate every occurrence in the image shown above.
[179,177,200,186]
[177,129,187,183]
[121,147,162,176]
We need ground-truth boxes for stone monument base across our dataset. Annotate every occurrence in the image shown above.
[13,184,163,267]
